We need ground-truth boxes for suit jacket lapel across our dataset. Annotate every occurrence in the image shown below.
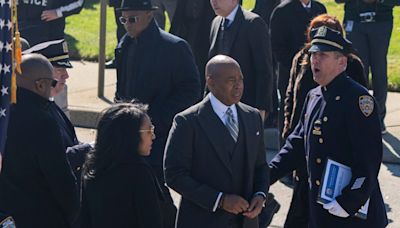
[198,97,233,174]
[209,16,223,57]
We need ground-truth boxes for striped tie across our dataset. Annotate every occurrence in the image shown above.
[225,107,239,142]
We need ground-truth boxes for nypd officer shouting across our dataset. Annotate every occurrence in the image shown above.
[269,26,388,228]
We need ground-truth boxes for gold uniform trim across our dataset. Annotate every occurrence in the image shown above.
[48,54,69,62]
[311,39,344,50]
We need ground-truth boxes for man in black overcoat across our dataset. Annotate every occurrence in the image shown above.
[0,54,79,228]
[209,0,273,121]
[114,0,201,226]
[164,55,269,228]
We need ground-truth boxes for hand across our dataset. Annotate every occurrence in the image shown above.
[323,200,350,218]
[242,195,265,219]
[220,194,249,215]
[41,10,60,21]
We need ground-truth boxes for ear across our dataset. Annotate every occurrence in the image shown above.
[339,56,348,69]
[146,11,153,19]
[35,80,44,91]
[205,75,213,87]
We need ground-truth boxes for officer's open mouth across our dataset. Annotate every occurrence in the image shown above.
[314,68,320,73]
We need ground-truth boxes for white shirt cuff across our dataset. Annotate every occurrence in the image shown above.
[56,9,63,18]
[254,191,266,199]
[212,192,223,212]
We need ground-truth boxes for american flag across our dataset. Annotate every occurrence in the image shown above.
[0,0,13,163]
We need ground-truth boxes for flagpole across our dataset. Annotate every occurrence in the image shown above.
[11,0,21,104]
[98,0,107,98]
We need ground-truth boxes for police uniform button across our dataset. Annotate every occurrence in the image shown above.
[319,138,324,144]
[316,158,322,164]
[335,96,341,101]
[295,176,300,181]
[323,117,328,122]
[316,180,321,186]
[76,166,81,171]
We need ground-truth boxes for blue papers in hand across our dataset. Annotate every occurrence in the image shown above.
[317,158,369,220]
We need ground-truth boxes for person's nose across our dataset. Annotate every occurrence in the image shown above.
[63,72,70,80]
[210,0,217,7]
[311,55,319,64]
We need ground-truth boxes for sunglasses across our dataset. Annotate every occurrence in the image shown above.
[36,78,58,88]
[139,125,155,134]
[119,16,139,25]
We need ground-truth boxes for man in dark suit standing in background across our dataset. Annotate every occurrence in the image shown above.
[164,55,269,228]
[209,0,273,122]
[252,0,281,27]
[114,0,201,227]
[170,0,215,92]
[270,0,326,146]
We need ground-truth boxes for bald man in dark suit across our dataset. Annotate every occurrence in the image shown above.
[164,55,269,228]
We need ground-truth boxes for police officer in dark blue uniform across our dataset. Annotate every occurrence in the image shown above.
[18,0,85,47]
[269,26,388,228]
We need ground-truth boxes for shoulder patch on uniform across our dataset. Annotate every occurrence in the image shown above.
[359,95,374,117]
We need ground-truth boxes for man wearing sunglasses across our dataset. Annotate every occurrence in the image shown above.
[0,54,79,228]
[27,42,93,204]
[114,0,201,227]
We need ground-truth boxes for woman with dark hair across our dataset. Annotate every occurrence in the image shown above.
[271,14,367,228]
[80,103,163,228]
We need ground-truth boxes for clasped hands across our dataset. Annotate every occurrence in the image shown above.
[220,194,265,219]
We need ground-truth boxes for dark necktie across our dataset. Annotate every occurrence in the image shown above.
[222,18,230,31]
[218,18,230,54]
[225,107,239,142]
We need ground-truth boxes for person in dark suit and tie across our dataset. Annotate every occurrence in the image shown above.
[208,0,273,121]
[164,55,270,228]
[270,0,326,145]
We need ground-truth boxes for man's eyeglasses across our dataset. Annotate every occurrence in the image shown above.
[139,125,155,134]
[119,16,139,25]
[35,78,58,88]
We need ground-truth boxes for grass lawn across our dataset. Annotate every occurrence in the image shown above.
[65,0,400,91]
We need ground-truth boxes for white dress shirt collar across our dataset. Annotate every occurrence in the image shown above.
[301,1,312,8]
[209,93,238,124]
[224,4,239,27]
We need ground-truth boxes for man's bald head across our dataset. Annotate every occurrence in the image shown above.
[17,54,54,99]
[206,55,244,106]
[206,55,241,79]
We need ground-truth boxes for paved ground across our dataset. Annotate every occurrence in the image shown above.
[77,126,400,228]
[72,60,400,227]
